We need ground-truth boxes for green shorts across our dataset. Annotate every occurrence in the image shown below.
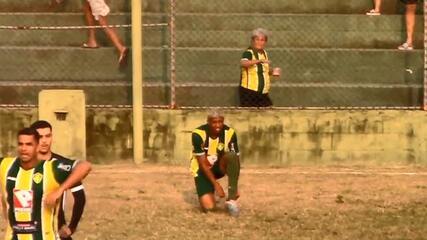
[194,160,225,197]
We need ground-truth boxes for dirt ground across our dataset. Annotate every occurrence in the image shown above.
[1,164,427,240]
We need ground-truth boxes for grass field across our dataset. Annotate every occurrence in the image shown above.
[1,164,427,240]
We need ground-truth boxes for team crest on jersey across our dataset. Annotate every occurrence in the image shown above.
[217,143,225,151]
[32,173,43,184]
[57,163,72,172]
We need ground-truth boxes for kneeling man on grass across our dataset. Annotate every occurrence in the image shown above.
[190,110,241,216]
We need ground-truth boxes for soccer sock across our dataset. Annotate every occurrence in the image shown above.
[226,152,240,200]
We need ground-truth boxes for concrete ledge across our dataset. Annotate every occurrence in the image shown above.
[0,14,422,49]
[0,47,171,81]
[174,0,424,14]
[0,85,169,106]
[0,0,131,12]
[0,0,423,14]
[175,48,423,84]
[1,109,427,166]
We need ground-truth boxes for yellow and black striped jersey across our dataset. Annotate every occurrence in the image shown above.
[190,124,239,177]
[0,157,77,240]
[240,47,271,94]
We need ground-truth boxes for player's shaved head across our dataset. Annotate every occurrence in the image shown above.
[207,109,224,120]
[207,109,224,137]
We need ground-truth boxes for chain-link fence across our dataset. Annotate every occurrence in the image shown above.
[170,0,425,109]
[0,0,425,110]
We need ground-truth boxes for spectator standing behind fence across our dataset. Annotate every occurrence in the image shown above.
[366,0,418,50]
[239,28,281,107]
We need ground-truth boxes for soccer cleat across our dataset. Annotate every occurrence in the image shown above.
[225,200,239,217]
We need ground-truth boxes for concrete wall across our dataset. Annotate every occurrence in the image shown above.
[1,109,427,166]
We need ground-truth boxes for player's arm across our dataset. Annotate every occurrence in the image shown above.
[0,157,7,221]
[240,50,269,68]
[1,191,7,221]
[68,186,86,233]
[192,133,225,198]
[1,198,6,220]
[44,161,91,207]
[57,184,86,238]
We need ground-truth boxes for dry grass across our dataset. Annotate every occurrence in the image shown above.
[1,164,427,240]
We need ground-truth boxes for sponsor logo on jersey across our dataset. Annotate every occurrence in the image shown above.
[13,189,34,213]
[57,163,72,172]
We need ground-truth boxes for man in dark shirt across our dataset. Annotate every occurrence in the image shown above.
[31,121,86,240]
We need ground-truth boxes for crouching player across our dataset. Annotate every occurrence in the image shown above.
[190,111,241,217]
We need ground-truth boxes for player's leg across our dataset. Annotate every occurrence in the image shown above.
[260,94,273,107]
[405,3,417,47]
[218,153,240,216]
[82,1,98,48]
[218,152,240,200]
[198,194,216,211]
[239,87,252,107]
[194,173,217,211]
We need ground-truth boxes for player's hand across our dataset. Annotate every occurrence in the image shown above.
[260,59,271,64]
[43,188,63,208]
[59,225,73,238]
[214,183,225,198]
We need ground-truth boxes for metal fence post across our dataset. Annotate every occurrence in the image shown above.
[170,0,177,109]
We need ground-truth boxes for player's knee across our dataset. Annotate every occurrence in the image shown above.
[200,202,216,212]
[199,194,216,211]
[201,206,216,213]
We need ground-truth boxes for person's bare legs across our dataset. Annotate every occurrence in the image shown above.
[367,0,382,15]
[374,0,382,12]
[83,1,98,48]
[405,3,417,47]
[97,16,126,55]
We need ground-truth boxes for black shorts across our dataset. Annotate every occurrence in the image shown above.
[239,87,273,107]
[194,160,225,197]
[400,0,418,4]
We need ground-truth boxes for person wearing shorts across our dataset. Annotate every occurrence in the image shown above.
[82,0,128,65]
[367,0,419,50]
[398,0,419,50]
[190,110,241,216]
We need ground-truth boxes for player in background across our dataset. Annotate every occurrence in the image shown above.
[190,110,241,217]
[0,128,91,240]
[30,120,86,240]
